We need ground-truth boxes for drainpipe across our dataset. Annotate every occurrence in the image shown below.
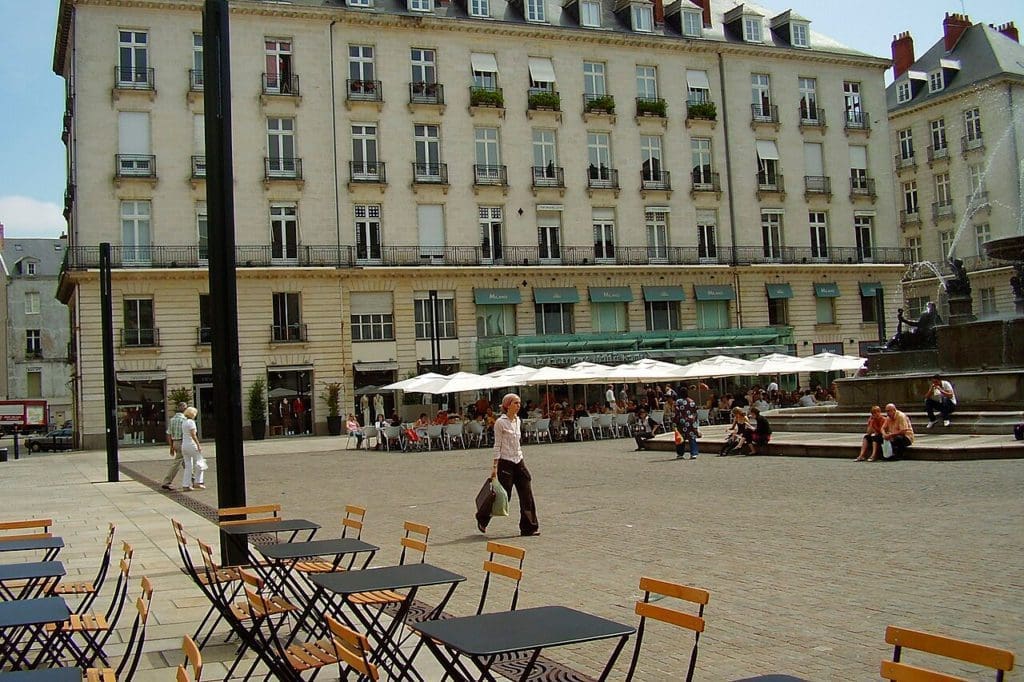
[718,52,743,327]
[329,20,341,265]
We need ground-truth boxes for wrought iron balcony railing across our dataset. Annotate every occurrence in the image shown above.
[582,93,615,113]
[757,173,784,193]
[850,177,876,198]
[961,134,984,152]
[691,172,720,193]
[932,201,955,221]
[191,156,206,179]
[349,161,386,184]
[347,79,382,102]
[527,89,560,111]
[844,110,869,130]
[264,157,303,180]
[804,175,831,196]
[751,103,779,123]
[927,144,949,163]
[641,169,670,191]
[271,323,307,343]
[263,73,300,96]
[799,106,825,127]
[587,167,619,190]
[412,163,448,184]
[899,209,921,225]
[531,166,564,188]
[409,81,443,105]
[115,154,156,179]
[120,328,160,348]
[473,165,508,186]
[189,69,204,91]
[115,66,155,90]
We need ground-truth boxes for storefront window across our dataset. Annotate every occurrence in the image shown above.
[267,369,312,436]
[116,378,166,445]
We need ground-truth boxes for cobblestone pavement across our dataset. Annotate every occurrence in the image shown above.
[112,433,1024,681]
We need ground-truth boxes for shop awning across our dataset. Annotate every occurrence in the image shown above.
[755,139,779,160]
[589,286,633,303]
[686,70,711,90]
[859,281,882,296]
[533,287,580,304]
[765,283,793,299]
[474,288,522,305]
[353,361,399,372]
[814,282,841,298]
[694,284,735,301]
[642,285,686,302]
[528,57,556,83]
[470,52,498,73]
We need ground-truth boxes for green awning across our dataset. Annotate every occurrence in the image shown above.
[588,286,633,303]
[859,281,882,296]
[694,284,735,301]
[814,283,841,298]
[533,287,580,304]
[642,286,686,302]
[766,283,794,299]
[474,288,521,305]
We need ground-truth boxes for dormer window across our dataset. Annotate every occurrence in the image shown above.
[409,0,433,11]
[580,0,601,26]
[791,22,809,47]
[743,15,762,42]
[526,0,546,22]
[896,81,911,104]
[928,70,944,93]
[348,0,371,7]
[26,261,38,276]
[632,4,653,32]
[682,9,702,37]
[470,0,490,17]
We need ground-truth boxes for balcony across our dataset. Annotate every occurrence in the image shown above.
[271,323,307,343]
[582,93,616,122]
[798,106,826,129]
[120,328,160,348]
[191,155,206,181]
[469,87,504,116]
[347,79,382,107]
[189,68,204,92]
[409,82,444,108]
[803,175,831,199]
[473,164,508,192]
[348,161,387,189]
[586,166,619,195]
[635,97,667,123]
[690,171,721,197]
[25,349,43,360]
[685,100,717,127]
[197,326,212,345]
[114,66,155,97]
[531,166,565,194]
[750,103,779,127]
[961,134,984,154]
[756,173,785,199]
[843,109,870,133]
[63,184,74,220]
[849,177,876,201]
[926,144,949,166]
[894,153,916,174]
[527,89,561,121]
[264,157,303,186]
[640,169,671,194]
[262,73,300,98]
[412,162,449,190]
[61,112,72,144]
[932,200,955,222]
[899,209,921,226]
[966,191,990,213]
[115,154,157,185]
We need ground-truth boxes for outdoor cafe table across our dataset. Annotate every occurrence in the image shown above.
[410,605,636,682]
[218,518,320,566]
[309,563,466,681]
[0,668,82,681]
[0,562,65,600]
[0,597,70,670]
[0,538,64,562]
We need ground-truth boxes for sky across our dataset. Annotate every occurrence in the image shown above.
[0,0,1019,239]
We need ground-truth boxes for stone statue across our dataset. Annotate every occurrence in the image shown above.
[885,302,942,351]
[1011,262,1024,299]
[944,258,972,297]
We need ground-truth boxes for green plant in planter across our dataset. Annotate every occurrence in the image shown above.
[687,101,717,120]
[636,98,667,117]
[247,378,266,424]
[470,88,504,108]
[167,386,192,409]
[585,94,615,113]
[528,91,561,110]
[320,382,342,418]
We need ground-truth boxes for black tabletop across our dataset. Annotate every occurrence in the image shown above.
[219,519,321,536]
[0,561,65,581]
[411,605,635,656]
[259,537,378,560]
[311,563,465,595]
[0,538,64,554]
[729,676,811,682]
[0,668,82,681]
[0,597,70,628]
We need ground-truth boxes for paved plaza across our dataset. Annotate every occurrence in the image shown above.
[4,433,1022,680]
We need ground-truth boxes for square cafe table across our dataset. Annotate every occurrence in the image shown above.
[0,668,82,681]
[218,518,321,566]
[0,561,66,600]
[410,605,636,682]
[0,597,71,670]
[0,537,64,562]
[310,563,466,681]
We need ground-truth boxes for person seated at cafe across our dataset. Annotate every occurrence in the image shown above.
[345,414,364,448]
[432,410,450,425]
[633,408,660,450]
[414,413,430,428]
[751,391,771,413]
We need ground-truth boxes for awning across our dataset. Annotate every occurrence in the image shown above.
[686,70,711,90]
[755,140,779,160]
[117,371,166,381]
[694,284,735,301]
[859,281,882,296]
[528,57,556,83]
[765,283,793,299]
[642,286,686,302]
[533,287,580,304]
[353,361,399,372]
[474,288,522,305]
[588,286,633,303]
[470,52,498,73]
[814,283,841,298]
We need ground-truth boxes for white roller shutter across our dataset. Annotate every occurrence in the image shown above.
[193,114,205,153]
[417,204,445,258]
[470,53,498,73]
[848,145,867,169]
[118,111,150,154]
[803,142,824,176]
[528,57,556,83]
[755,139,779,160]
[350,292,393,315]
[686,70,711,89]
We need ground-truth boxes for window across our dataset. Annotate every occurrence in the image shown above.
[354,204,382,263]
[270,203,298,262]
[815,294,835,325]
[118,111,152,176]
[969,164,985,195]
[414,293,456,339]
[351,124,379,178]
[528,57,555,93]
[935,172,952,206]
[855,215,873,261]
[479,206,504,263]
[751,74,771,118]
[351,293,394,341]
[417,204,445,261]
[809,211,828,260]
[199,294,211,344]
[843,81,863,124]
[896,81,911,103]
[756,142,779,188]
[631,4,653,32]
[691,138,713,186]
[27,371,42,399]
[470,0,489,17]
[635,65,658,99]
[348,45,375,82]
[697,210,717,261]
[592,209,615,262]
[903,181,919,214]
[583,61,606,96]
[964,107,982,144]
[898,128,914,160]
[580,0,601,27]
[414,124,442,179]
[850,145,868,190]
[980,287,996,315]
[860,288,878,324]
[192,33,204,88]
[587,132,612,180]
[930,118,947,156]
[472,54,498,90]
[645,301,679,331]
[645,209,669,262]
[761,212,782,260]
[196,202,208,261]
[526,0,545,22]
[410,48,436,85]
[592,301,627,333]
[409,0,433,12]
[474,127,501,182]
[682,10,702,37]
[117,29,149,86]
[121,200,151,264]
[940,230,954,260]
[640,135,663,183]
[798,77,818,122]
[264,38,293,93]
[272,292,302,342]
[24,292,40,315]
[535,303,573,334]
[26,330,41,355]
[532,129,558,182]
[975,223,991,255]
[928,70,944,93]
[538,211,561,262]
[767,296,788,326]
[477,305,516,337]
[123,298,155,346]
[266,117,296,176]
[23,260,37,277]
[687,70,710,104]
[348,0,372,8]
[743,15,762,42]
[905,236,922,263]
[696,300,728,329]
[791,22,809,47]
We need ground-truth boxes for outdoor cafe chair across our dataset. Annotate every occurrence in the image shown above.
[464,420,485,448]
[596,413,615,439]
[533,418,553,444]
[361,425,380,450]
[881,625,1015,681]
[0,518,54,542]
[52,522,116,615]
[176,634,203,682]
[326,615,379,681]
[172,519,243,649]
[623,577,710,682]
[382,425,405,452]
[82,578,154,682]
[613,413,631,437]
[349,521,431,607]
[215,565,299,680]
[521,419,539,444]
[648,410,665,433]
[424,424,445,451]
[444,422,466,449]
[294,504,367,575]
[696,409,712,426]
[574,416,597,441]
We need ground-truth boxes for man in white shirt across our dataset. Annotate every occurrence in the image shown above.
[605,384,616,410]
[797,390,817,407]
[924,374,957,427]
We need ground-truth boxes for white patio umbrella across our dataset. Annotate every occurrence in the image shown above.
[672,355,758,379]
[602,359,685,382]
[521,366,581,385]
[484,364,537,380]
[747,353,808,375]
[801,352,866,373]
[381,372,444,392]
[566,361,617,384]
[412,371,515,395]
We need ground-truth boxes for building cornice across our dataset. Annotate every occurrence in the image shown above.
[888,73,1024,120]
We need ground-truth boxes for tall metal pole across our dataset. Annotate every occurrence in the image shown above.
[99,243,119,482]
[875,288,886,345]
[203,0,247,567]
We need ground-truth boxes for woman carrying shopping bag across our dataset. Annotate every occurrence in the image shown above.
[475,393,540,537]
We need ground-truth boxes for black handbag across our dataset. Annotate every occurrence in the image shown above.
[475,478,496,517]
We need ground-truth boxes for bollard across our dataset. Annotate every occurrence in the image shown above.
[12,433,19,459]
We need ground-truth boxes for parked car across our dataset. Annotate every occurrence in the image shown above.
[25,428,74,452]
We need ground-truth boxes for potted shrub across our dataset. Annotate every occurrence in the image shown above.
[584,94,615,114]
[167,385,192,411]
[687,100,717,121]
[528,91,561,111]
[247,378,267,440]
[470,87,504,108]
[636,98,667,118]
[321,382,343,436]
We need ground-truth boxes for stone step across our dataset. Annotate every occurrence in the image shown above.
[763,410,1023,436]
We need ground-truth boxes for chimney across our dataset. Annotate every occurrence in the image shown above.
[689,0,711,28]
[993,21,1019,43]
[943,12,971,51]
[653,0,664,26]
[891,31,915,79]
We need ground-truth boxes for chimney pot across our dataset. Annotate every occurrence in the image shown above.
[891,31,915,80]
[943,11,972,51]
[993,21,1019,43]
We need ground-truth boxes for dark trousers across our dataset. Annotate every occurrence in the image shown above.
[925,398,954,422]
[475,459,539,535]
[891,434,912,458]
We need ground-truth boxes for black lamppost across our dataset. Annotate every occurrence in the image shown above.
[428,289,441,374]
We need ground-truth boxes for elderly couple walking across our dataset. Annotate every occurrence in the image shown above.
[160,402,206,492]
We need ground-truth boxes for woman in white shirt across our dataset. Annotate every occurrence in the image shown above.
[180,406,205,491]
[476,393,540,537]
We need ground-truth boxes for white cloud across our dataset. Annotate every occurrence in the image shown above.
[0,195,66,239]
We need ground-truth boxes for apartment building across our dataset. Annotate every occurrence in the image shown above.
[54,0,905,447]
[887,13,1024,320]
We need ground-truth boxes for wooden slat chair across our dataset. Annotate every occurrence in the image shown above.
[326,615,379,681]
[172,519,244,649]
[218,564,300,681]
[881,626,1016,682]
[349,521,430,607]
[52,523,116,614]
[294,505,367,574]
[176,634,203,682]
[82,577,154,682]
[218,503,283,528]
[624,577,710,682]
[0,518,53,541]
